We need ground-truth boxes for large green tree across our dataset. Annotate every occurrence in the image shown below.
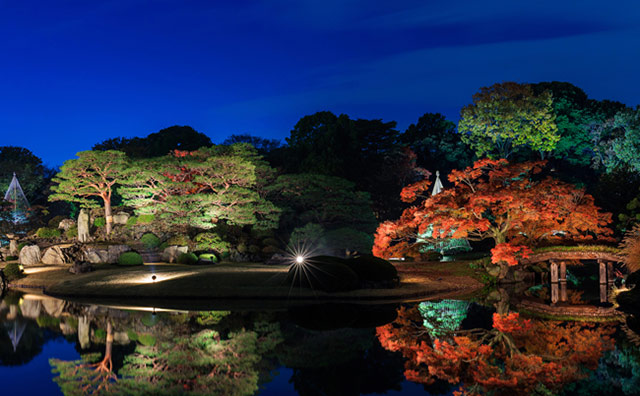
[49,150,129,235]
[120,144,279,230]
[591,108,640,174]
[399,112,474,175]
[459,82,559,159]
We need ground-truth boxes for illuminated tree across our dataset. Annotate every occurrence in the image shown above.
[377,306,615,396]
[591,108,640,174]
[459,82,559,159]
[373,159,613,278]
[49,151,129,235]
[120,144,280,230]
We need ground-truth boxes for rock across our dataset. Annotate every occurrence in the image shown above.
[19,245,41,266]
[162,246,188,263]
[42,298,66,317]
[78,209,90,243]
[83,247,110,264]
[9,239,18,256]
[41,246,71,265]
[108,245,131,263]
[113,212,130,225]
[58,219,76,231]
[69,262,94,274]
[21,299,42,319]
[486,265,502,278]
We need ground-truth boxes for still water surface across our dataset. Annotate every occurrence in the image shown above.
[1,285,639,395]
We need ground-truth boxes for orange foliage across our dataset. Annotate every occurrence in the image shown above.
[491,243,533,267]
[373,159,612,273]
[376,306,615,396]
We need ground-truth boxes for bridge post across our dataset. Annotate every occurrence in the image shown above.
[598,259,608,303]
[607,261,614,284]
[560,281,567,302]
[559,261,566,281]
[550,260,558,283]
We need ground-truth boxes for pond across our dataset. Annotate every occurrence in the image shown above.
[1,286,640,396]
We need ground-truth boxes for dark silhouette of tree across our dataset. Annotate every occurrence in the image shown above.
[93,125,212,158]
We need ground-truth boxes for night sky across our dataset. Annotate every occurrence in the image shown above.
[1,0,639,167]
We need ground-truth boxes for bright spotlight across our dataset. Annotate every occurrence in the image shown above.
[295,256,305,264]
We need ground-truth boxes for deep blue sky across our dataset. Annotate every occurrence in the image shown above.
[1,0,639,167]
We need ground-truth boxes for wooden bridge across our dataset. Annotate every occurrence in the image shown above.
[520,250,624,305]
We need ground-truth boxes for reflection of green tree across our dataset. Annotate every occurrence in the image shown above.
[418,300,470,340]
[118,329,262,396]
[50,321,116,395]
[562,341,640,396]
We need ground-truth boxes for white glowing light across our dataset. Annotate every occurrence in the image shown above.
[296,256,305,264]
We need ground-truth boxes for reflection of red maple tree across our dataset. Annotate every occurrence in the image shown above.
[373,159,612,278]
[376,306,615,396]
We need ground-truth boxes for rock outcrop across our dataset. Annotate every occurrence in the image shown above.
[19,245,41,266]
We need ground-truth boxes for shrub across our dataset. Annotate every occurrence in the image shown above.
[347,255,398,283]
[93,217,106,228]
[137,333,157,346]
[325,228,374,254]
[126,216,138,226]
[65,227,78,239]
[47,215,66,228]
[36,227,61,239]
[94,328,106,341]
[248,245,260,254]
[177,252,198,265]
[141,313,160,327]
[118,252,144,266]
[36,316,61,328]
[3,262,24,281]
[285,255,359,292]
[140,233,161,249]
[17,242,26,252]
[5,256,18,261]
[137,214,155,224]
[166,234,190,247]
[289,223,326,248]
[198,253,218,263]
[621,224,640,273]
[194,232,230,253]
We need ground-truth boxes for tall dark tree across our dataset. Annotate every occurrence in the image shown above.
[93,125,212,158]
[399,112,474,176]
[222,134,282,154]
[283,111,424,220]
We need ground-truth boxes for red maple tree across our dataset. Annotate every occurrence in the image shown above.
[373,159,612,277]
[376,306,615,396]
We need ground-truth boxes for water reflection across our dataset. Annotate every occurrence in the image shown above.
[1,289,640,395]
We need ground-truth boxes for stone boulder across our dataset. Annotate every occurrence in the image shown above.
[108,245,131,263]
[9,239,18,256]
[41,246,72,265]
[19,245,41,266]
[83,245,131,264]
[113,212,130,225]
[83,247,109,264]
[58,219,76,231]
[162,246,188,263]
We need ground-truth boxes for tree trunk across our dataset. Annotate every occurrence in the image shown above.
[104,198,113,235]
